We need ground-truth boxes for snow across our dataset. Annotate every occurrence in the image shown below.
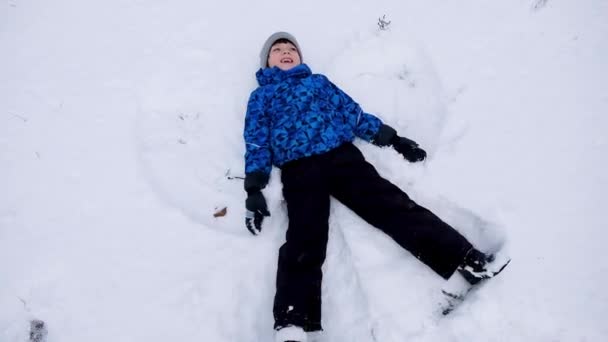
[1,0,607,341]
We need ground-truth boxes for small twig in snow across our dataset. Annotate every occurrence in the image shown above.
[11,113,28,122]
[225,169,245,180]
[18,297,28,310]
[378,15,391,31]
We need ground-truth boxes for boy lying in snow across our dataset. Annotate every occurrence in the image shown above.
[243,31,509,342]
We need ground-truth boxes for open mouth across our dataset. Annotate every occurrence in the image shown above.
[280,57,294,63]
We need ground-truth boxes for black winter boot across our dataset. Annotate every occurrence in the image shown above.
[457,248,510,285]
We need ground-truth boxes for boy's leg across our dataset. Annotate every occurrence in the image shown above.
[274,157,330,332]
[328,143,472,279]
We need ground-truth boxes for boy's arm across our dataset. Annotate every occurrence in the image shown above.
[244,89,272,235]
[325,77,426,162]
[325,78,383,142]
[244,89,272,189]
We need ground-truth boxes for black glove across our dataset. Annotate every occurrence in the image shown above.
[373,124,427,163]
[245,190,270,235]
[391,135,427,162]
[244,172,270,235]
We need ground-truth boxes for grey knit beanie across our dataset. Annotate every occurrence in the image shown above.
[259,31,303,69]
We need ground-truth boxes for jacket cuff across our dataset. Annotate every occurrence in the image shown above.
[244,171,270,193]
[372,124,397,147]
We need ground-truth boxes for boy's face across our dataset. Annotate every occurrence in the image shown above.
[267,41,301,71]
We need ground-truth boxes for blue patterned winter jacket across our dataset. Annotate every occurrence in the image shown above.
[244,64,383,175]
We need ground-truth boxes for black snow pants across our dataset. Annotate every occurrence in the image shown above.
[273,143,472,332]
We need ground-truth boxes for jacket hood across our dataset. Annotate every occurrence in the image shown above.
[256,64,312,86]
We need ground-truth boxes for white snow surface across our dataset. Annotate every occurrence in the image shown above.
[2,0,607,341]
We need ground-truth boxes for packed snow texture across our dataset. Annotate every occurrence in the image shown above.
[2,0,607,341]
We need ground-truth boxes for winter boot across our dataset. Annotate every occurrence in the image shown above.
[275,325,307,342]
[439,248,510,315]
[458,248,510,285]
